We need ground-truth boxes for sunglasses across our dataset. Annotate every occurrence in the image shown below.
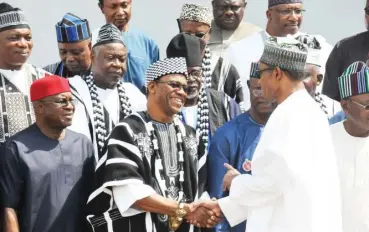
[183,30,210,39]
[350,99,369,110]
[40,98,78,107]
[156,81,188,92]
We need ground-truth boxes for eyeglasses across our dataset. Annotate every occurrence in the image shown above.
[214,4,246,12]
[257,67,275,78]
[40,98,78,107]
[273,8,305,16]
[365,7,369,15]
[350,99,369,110]
[252,89,263,97]
[183,30,210,39]
[156,81,188,92]
[188,70,203,80]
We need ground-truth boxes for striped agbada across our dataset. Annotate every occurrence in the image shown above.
[85,58,207,232]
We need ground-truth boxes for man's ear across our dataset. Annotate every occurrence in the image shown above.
[147,81,156,95]
[98,3,104,14]
[274,66,283,81]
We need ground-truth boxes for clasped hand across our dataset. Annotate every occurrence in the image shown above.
[185,199,223,228]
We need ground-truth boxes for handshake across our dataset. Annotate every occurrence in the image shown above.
[184,198,223,228]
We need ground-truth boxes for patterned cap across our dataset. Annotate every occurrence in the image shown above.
[269,0,303,7]
[0,3,29,32]
[55,13,91,43]
[295,34,321,67]
[145,58,188,87]
[179,4,213,27]
[93,24,124,48]
[338,61,369,100]
[260,36,307,73]
[250,62,259,79]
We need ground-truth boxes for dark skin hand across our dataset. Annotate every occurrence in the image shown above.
[187,199,223,228]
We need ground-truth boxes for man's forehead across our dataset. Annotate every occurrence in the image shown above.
[105,0,131,4]
[215,0,244,5]
[0,27,31,36]
[58,40,90,49]
[276,3,303,8]
[161,74,187,82]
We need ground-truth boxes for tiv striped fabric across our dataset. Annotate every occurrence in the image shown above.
[250,62,259,79]
[145,57,188,87]
[55,13,91,43]
[0,3,29,32]
[93,23,124,48]
[268,0,303,7]
[338,61,369,100]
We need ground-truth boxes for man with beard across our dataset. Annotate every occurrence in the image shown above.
[0,3,47,146]
[44,13,92,78]
[69,23,146,158]
[178,3,245,110]
[0,75,95,232]
[93,0,159,92]
[207,62,276,232]
[323,0,369,105]
[331,61,369,232]
[199,37,342,232]
[166,33,241,162]
[85,58,221,232]
[226,0,333,111]
[297,34,341,117]
[208,0,261,57]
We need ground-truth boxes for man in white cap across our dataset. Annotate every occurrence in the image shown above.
[225,0,333,111]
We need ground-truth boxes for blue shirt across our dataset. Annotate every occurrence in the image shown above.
[329,110,346,125]
[207,112,264,232]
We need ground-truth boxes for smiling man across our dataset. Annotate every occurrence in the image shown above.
[225,0,333,111]
[208,0,261,57]
[44,13,92,78]
[92,0,159,93]
[68,23,146,157]
[0,3,47,147]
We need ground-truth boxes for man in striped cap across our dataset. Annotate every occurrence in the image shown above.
[331,61,369,232]
[85,57,221,232]
[44,13,92,78]
[204,37,343,232]
[0,3,47,147]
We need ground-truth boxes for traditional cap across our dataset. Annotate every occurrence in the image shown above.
[166,33,205,67]
[295,34,321,67]
[268,0,303,8]
[260,36,307,73]
[145,58,188,87]
[179,4,213,27]
[338,61,369,100]
[30,75,71,102]
[250,62,259,79]
[0,3,29,32]
[93,23,124,48]
[55,13,91,43]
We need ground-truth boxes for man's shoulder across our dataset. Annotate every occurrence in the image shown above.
[229,31,265,49]
[335,31,369,49]
[43,62,61,73]
[6,124,39,145]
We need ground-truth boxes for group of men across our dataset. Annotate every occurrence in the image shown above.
[0,0,368,232]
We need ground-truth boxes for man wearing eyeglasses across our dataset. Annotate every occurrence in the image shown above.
[178,3,245,111]
[207,62,276,232]
[330,61,369,232]
[208,0,261,57]
[0,75,95,232]
[226,0,333,112]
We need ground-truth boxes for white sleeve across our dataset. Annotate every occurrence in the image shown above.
[113,183,156,216]
[124,83,147,112]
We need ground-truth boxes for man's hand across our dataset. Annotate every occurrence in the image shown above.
[186,199,223,228]
[222,163,241,191]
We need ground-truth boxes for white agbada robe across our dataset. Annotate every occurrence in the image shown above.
[218,89,343,232]
[68,75,147,157]
[224,30,340,116]
[331,121,369,232]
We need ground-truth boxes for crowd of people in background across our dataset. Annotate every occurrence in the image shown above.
[0,0,368,231]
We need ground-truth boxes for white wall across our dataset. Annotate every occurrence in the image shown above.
[11,0,366,67]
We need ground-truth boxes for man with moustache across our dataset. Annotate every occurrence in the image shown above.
[69,23,146,158]
[0,75,95,232]
[92,0,159,92]
[331,61,369,232]
[323,0,369,106]
[208,0,261,57]
[207,62,276,232]
[178,4,245,110]
[44,13,92,78]
[85,58,221,232]
[0,3,47,147]
[226,0,333,111]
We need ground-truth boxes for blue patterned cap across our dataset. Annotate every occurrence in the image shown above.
[338,61,369,100]
[269,0,303,7]
[55,13,91,43]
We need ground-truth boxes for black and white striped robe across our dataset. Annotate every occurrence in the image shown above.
[86,112,207,232]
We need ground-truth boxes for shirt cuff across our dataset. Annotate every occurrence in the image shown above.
[218,196,248,227]
[113,183,156,216]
